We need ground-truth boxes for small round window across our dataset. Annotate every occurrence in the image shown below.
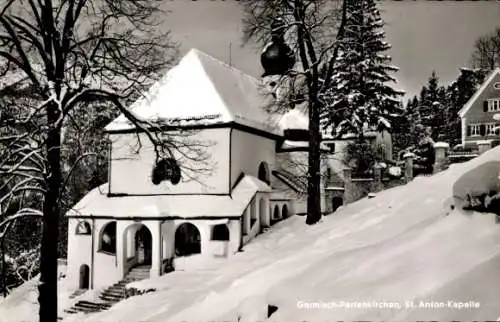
[494,82,500,90]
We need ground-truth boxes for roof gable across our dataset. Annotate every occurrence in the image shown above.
[458,68,500,118]
[105,49,278,136]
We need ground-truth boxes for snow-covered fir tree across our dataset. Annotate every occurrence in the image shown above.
[414,71,447,140]
[321,0,404,139]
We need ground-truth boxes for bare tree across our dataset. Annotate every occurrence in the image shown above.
[242,0,347,225]
[0,1,209,321]
[470,27,500,70]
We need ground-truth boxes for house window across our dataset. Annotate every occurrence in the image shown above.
[486,123,499,136]
[494,82,500,90]
[469,124,481,137]
[488,99,500,112]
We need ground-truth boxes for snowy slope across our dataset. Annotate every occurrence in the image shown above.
[4,148,500,321]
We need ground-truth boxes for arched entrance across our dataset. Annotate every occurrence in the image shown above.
[282,204,289,218]
[332,197,343,212]
[175,223,201,257]
[135,225,152,265]
[79,264,90,289]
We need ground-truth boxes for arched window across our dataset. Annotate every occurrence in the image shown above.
[211,224,230,241]
[282,204,289,218]
[273,205,280,220]
[175,223,201,256]
[75,221,91,235]
[99,221,116,254]
[258,162,270,185]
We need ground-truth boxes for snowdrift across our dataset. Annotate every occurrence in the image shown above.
[4,148,500,321]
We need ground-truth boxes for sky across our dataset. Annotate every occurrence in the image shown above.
[160,0,500,101]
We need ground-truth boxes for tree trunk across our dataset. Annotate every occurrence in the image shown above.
[1,236,6,297]
[306,95,322,225]
[38,105,62,322]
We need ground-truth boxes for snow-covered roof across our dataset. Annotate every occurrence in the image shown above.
[458,68,500,118]
[278,109,308,130]
[67,175,272,219]
[105,49,278,136]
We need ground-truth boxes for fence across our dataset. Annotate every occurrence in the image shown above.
[339,140,491,205]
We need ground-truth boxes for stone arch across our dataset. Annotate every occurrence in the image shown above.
[175,223,201,257]
[75,221,91,235]
[258,162,270,185]
[332,196,343,212]
[79,264,90,289]
[99,221,116,254]
[211,224,230,241]
[282,204,289,218]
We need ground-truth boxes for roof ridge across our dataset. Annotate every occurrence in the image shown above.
[458,68,500,118]
[190,48,260,84]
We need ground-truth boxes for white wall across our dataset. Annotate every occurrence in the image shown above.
[172,219,242,271]
[230,129,276,187]
[92,219,120,290]
[67,218,93,291]
[109,128,230,195]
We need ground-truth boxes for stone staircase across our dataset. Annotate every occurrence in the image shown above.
[63,265,151,315]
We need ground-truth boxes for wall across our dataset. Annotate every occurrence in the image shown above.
[230,129,276,188]
[67,218,93,291]
[69,218,164,290]
[89,219,120,290]
[109,128,230,195]
[171,219,241,271]
[463,72,500,143]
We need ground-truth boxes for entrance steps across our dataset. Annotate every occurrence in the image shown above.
[63,265,152,316]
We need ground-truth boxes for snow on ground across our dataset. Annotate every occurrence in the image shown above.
[0,263,73,322]
[4,147,500,321]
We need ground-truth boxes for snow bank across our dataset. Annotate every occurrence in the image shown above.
[6,148,500,321]
[0,264,76,322]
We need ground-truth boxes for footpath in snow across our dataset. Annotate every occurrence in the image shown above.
[3,147,500,322]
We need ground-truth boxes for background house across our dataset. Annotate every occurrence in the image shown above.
[459,68,500,147]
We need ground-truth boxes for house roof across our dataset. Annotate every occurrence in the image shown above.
[458,68,500,118]
[105,48,279,136]
[66,175,272,219]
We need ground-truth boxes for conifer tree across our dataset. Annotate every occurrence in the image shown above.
[415,71,446,140]
[322,0,404,139]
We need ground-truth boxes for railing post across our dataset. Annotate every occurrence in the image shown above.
[403,152,414,183]
[343,168,352,204]
[373,163,383,192]
[433,142,450,173]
